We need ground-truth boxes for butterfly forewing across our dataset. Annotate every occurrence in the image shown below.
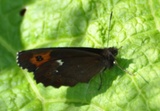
[17,47,118,87]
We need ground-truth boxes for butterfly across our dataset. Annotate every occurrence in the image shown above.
[17,47,118,88]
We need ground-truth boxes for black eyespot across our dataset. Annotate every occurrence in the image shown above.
[36,56,43,61]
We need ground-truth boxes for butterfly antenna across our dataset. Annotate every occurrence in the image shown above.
[106,13,149,84]
[108,47,149,83]
[107,11,113,47]
[113,60,134,76]
[114,60,149,83]
[114,57,149,84]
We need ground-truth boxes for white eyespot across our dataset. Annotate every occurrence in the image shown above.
[55,70,59,73]
[56,60,64,66]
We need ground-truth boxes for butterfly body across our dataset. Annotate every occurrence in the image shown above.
[17,47,118,87]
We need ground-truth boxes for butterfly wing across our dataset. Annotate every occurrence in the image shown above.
[17,48,54,72]
[17,48,104,72]
[17,48,106,87]
[17,48,117,87]
[35,56,105,87]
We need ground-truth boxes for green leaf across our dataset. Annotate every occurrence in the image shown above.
[0,0,160,111]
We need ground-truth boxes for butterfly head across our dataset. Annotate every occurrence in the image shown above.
[102,47,118,68]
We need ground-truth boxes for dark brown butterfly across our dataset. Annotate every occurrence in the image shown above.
[17,47,118,88]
